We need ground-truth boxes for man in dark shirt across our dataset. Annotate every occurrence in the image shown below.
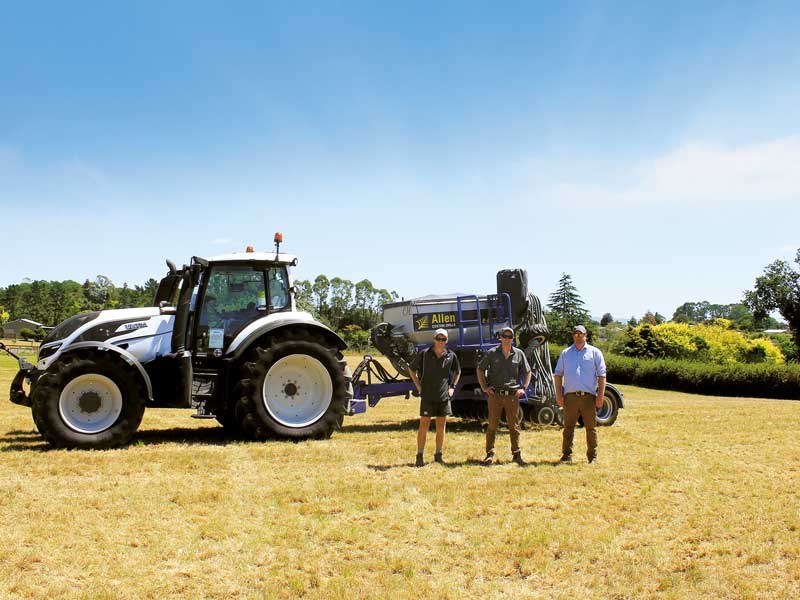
[477,326,532,465]
[409,328,461,467]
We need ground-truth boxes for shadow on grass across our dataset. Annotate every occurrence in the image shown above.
[0,425,252,452]
[341,418,487,434]
[366,457,567,470]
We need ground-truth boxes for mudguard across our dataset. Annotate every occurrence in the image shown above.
[606,382,625,408]
[227,312,346,359]
[54,341,154,401]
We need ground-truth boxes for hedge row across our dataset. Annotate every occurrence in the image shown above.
[549,346,800,400]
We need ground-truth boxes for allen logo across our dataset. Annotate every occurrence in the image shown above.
[413,312,459,331]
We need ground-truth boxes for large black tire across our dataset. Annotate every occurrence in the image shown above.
[596,388,620,426]
[575,389,619,427]
[215,382,243,435]
[236,331,351,440]
[31,353,146,449]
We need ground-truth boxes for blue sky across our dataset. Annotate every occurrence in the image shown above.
[2,1,799,321]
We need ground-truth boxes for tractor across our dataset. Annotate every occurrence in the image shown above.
[4,234,352,448]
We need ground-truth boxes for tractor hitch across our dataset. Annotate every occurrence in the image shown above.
[1,342,36,407]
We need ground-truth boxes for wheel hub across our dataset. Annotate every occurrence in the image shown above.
[284,382,298,397]
[78,391,102,414]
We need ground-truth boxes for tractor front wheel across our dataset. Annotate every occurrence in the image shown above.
[31,354,145,448]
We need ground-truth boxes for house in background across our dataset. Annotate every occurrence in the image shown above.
[1,318,48,339]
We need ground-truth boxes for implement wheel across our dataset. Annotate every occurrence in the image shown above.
[596,389,620,426]
[31,354,145,448]
[237,331,350,440]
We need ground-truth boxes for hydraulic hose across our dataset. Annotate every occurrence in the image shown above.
[517,293,557,402]
[352,355,404,385]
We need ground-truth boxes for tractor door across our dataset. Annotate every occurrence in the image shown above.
[191,263,291,361]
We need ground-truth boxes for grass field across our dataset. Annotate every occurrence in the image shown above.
[1,353,799,599]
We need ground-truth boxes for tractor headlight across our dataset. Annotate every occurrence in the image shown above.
[38,343,62,361]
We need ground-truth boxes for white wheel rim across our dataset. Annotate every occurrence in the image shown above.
[262,354,333,428]
[59,374,123,434]
[597,395,614,422]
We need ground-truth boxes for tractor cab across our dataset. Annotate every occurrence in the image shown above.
[149,236,302,415]
[189,254,295,359]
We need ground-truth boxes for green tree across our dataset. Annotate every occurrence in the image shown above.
[600,312,613,327]
[312,275,330,315]
[744,248,800,356]
[48,280,85,324]
[328,277,354,327]
[142,278,159,304]
[672,301,711,323]
[293,279,315,314]
[547,273,590,345]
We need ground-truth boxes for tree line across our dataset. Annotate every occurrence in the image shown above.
[0,276,158,331]
[2,248,797,359]
[0,273,397,349]
[293,276,398,350]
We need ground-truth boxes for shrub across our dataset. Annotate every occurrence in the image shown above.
[340,324,371,353]
[606,354,800,399]
[771,333,798,363]
[622,321,784,365]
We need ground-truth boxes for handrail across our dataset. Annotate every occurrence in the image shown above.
[456,295,483,348]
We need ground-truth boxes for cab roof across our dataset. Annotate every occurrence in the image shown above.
[206,251,298,265]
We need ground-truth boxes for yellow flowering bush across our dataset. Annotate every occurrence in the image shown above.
[622,321,784,365]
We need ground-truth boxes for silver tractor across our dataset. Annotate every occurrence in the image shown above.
[5,234,352,448]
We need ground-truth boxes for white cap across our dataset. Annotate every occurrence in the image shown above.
[434,328,448,339]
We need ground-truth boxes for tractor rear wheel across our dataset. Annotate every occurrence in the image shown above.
[31,354,145,448]
[237,331,350,440]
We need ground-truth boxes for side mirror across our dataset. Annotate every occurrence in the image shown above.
[159,300,177,315]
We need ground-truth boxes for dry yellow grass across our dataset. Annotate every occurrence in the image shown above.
[1,353,799,599]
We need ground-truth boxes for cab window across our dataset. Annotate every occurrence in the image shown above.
[268,267,290,311]
[196,267,265,352]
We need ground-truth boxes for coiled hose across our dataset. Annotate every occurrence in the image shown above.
[517,293,557,402]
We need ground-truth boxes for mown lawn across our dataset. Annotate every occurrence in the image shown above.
[0,353,798,599]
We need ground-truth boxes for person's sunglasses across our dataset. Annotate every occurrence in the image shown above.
[434,337,447,342]
[501,334,514,339]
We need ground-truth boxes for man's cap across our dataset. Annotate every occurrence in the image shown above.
[434,328,448,339]
[500,326,514,335]
[573,325,587,334]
